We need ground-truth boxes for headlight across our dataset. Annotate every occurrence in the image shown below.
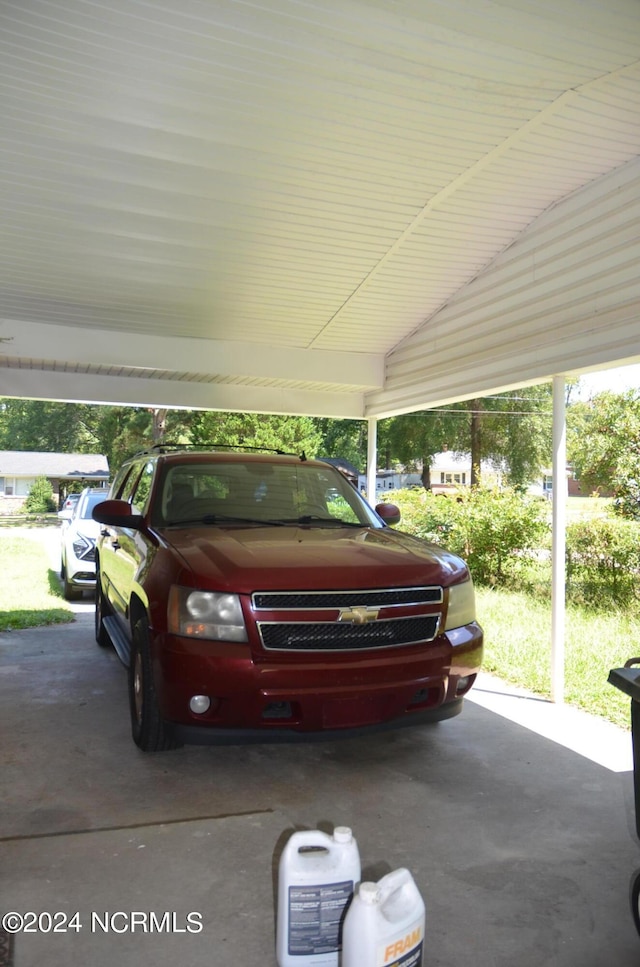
[168,587,248,642]
[445,578,476,630]
[72,534,95,557]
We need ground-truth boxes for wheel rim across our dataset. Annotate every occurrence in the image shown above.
[133,650,144,725]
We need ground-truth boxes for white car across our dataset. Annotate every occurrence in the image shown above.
[59,488,107,600]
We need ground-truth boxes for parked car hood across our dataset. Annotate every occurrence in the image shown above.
[70,518,101,539]
[164,524,468,592]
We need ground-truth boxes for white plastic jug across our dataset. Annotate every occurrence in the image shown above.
[341,867,425,967]
[276,826,361,967]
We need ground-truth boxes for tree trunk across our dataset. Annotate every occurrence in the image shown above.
[470,404,482,486]
[421,461,432,490]
[152,408,168,444]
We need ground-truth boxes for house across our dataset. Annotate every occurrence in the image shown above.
[358,452,501,496]
[527,467,603,499]
[358,469,422,494]
[0,450,109,513]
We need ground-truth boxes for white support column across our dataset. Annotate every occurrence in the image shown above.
[366,417,378,505]
[551,375,567,703]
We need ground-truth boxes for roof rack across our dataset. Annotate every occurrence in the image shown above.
[128,443,306,459]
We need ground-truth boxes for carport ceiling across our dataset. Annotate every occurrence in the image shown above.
[1,0,639,420]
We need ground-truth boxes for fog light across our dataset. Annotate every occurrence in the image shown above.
[189,695,211,714]
[455,675,475,697]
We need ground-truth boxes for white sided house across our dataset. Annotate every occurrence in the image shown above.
[0,451,109,513]
[359,452,501,496]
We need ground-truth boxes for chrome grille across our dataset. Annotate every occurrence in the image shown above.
[252,587,442,610]
[259,616,439,652]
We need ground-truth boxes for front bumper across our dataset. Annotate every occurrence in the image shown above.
[151,621,483,740]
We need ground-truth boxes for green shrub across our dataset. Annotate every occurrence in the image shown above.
[387,487,549,586]
[566,516,640,608]
[381,488,458,545]
[24,476,56,514]
[452,488,549,585]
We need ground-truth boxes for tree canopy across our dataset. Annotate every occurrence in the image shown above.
[378,385,553,488]
[568,389,640,518]
[0,380,579,496]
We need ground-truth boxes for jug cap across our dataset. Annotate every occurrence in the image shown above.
[333,826,353,843]
[358,882,379,905]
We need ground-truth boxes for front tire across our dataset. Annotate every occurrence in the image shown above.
[128,618,181,752]
[630,868,640,937]
[94,564,111,648]
[61,558,81,601]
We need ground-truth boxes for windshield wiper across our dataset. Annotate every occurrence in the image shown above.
[165,514,286,527]
[294,515,367,527]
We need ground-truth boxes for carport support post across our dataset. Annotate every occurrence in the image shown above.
[367,417,377,504]
[551,375,567,703]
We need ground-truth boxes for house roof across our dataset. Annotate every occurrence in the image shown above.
[0,1,639,419]
[0,451,109,479]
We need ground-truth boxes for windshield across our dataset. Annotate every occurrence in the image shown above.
[79,492,108,519]
[156,461,382,529]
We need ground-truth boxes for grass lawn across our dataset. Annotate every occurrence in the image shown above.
[565,495,613,522]
[476,586,634,730]
[0,532,74,630]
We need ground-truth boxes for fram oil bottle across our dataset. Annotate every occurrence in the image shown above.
[276,826,361,967]
[341,868,425,967]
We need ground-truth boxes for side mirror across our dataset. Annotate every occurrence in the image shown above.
[57,509,72,521]
[375,502,401,527]
[92,499,144,530]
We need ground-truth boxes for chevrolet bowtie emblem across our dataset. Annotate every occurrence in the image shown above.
[338,606,380,624]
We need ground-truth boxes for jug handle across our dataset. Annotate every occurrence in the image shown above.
[377,868,414,902]
[285,830,333,855]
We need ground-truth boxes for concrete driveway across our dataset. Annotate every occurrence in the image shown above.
[1,526,639,966]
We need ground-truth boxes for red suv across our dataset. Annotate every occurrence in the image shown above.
[93,447,483,751]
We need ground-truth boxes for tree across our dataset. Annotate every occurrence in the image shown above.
[0,399,100,452]
[380,385,553,489]
[190,411,322,456]
[24,476,56,513]
[379,410,457,487]
[313,418,367,470]
[568,390,640,518]
[476,386,553,488]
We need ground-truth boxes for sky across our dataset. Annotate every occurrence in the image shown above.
[575,363,640,399]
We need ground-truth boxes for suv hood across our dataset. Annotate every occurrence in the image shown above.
[165,524,468,592]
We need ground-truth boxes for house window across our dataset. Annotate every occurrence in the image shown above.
[543,475,553,492]
[16,477,36,496]
[1,476,19,495]
[441,472,467,486]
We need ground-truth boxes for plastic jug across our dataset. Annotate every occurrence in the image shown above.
[341,867,425,967]
[276,826,361,967]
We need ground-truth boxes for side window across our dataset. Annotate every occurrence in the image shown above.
[120,464,142,504]
[111,464,135,499]
[131,462,155,515]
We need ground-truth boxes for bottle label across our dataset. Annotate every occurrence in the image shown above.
[379,930,423,966]
[287,880,353,955]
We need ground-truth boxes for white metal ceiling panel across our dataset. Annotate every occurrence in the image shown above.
[0,0,639,415]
